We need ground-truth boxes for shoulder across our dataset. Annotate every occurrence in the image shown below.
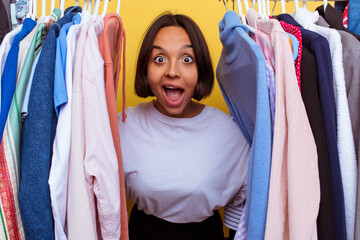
[118,102,150,126]
[202,105,241,133]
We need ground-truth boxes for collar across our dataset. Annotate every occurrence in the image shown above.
[293,7,319,29]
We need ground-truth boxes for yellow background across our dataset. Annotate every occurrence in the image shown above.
[36,0,328,113]
[37,0,331,236]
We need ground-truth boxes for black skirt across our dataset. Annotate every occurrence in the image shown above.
[129,204,224,240]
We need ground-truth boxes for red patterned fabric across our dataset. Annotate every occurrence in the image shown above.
[0,141,21,240]
[343,2,349,28]
[279,21,303,92]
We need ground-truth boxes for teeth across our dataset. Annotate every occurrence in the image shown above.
[165,86,176,89]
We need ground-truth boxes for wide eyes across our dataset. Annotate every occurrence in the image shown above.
[182,56,194,63]
[153,55,194,64]
[154,56,165,63]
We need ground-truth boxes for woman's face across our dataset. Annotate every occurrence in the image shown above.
[147,26,199,118]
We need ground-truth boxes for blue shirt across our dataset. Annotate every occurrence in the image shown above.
[54,13,81,116]
[217,11,272,240]
[286,32,299,61]
[277,14,346,240]
[0,18,36,142]
[18,6,82,240]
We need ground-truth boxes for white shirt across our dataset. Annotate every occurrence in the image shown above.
[118,101,250,223]
[294,8,357,240]
[48,18,84,240]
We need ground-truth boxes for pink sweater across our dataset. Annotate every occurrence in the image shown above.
[256,19,320,240]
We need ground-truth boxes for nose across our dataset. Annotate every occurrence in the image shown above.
[165,60,180,79]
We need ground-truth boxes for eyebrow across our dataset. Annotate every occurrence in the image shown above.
[152,44,193,51]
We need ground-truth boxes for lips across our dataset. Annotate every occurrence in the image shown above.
[162,84,185,107]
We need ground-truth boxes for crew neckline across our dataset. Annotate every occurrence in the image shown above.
[144,100,210,126]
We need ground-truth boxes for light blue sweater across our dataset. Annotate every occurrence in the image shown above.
[216,11,272,240]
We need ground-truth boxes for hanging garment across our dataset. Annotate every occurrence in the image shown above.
[294,9,357,240]
[82,16,121,239]
[20,49,40,122]
[0,25,22,114]
[0,0,11,44]
[316,13,360,240]
[343,3,349,28]
[252,18,319,240]
[316,5,360,42]
[279,21,302,88]
[246,8,276,132]
[347,0,360,35]
[286,32,299,61]
[67,11,97,240]
[18,6,81,240]
[277,14,346,240]
[48,12,81,240]
[217,11,271,240]
[0,18,36,143]
[300,44,336,240]
[316,15,360,240]
[98,12,128,240]
[0,22,45,240]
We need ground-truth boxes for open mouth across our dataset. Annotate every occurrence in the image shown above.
[162,85,185,106]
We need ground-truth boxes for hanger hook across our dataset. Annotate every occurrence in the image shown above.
[220,0,229,11]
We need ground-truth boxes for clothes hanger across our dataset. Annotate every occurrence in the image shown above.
[303,0,307,9]
[31,0,37,19]
[280,0,286,13]
[101,0,110,17]
[261,0,266,17]
[88,0,93,14]
[83,0,88,12]
[60,0,65,17]
[257,0,264,19]
[294,0,300,12]
[93,0,101,17]
[323,0,328,12]
[116,0,121,15]
[266,0,270,16]
[41,0,46,16]
[236,0,256,33]
[221,0,229,12]
[26,0,32,18]
[50,0,55,14]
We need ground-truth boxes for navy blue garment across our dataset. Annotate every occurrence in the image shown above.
[0,18,36,142]
[18,6,81,240]
[277,14,346,240]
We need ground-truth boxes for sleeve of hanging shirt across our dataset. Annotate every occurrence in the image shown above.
[82,16,121,240]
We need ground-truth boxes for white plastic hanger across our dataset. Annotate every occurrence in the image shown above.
[83,0,88,12]
[236,0,256,33]
[257,0,264,19]
[116,0,121,15]
[41,0,46,16]
[88,0,93,14]
[26,0,32,18]
[93,0,101,17]
[294,0,300,12]
[261,0,266,17]
[303,0,307,9]
[50,0,55,14]
[266,0,270,16]
[31,0,37,19]
[280,0,286,13]
[60,0,65,17]
[101,0,110,17]
[323,0,328,12]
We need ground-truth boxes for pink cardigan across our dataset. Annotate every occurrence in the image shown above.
[256,19,320,240]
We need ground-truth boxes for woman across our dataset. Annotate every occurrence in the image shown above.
[118,13,250,240]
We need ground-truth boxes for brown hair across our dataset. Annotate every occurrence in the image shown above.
[134,12,214,101]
